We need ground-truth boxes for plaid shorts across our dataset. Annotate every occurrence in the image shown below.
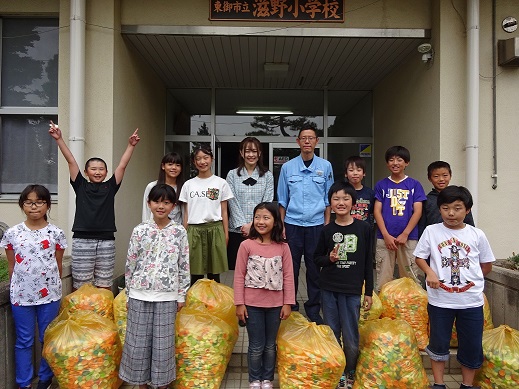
[71,238,115,289]
[119,298,177,387]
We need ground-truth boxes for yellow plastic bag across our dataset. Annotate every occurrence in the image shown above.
[113,289,127,346]
[380,277,429,349]
[450,293,493,347]
[354,318,429,389]
[186,279,237,328]
[359,290,382,323]
[173,303,238,389]
[60,283,114,320]
[43,309,122,389]
[475,325,519,389]
[276,312,346,388]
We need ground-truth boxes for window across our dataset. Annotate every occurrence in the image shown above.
[0,18,59,194]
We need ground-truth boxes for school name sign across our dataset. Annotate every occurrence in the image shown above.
[210,0,345,22]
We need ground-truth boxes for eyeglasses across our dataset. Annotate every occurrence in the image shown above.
[298,136,317,142]
[22,200,47,208]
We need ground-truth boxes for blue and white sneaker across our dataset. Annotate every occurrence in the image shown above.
[336,374,346,388]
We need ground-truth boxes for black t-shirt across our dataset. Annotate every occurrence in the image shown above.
[314,219,374,296]
[70,173,121,239]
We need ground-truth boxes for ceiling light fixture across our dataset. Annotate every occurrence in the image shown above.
[264,62,289,77]
[236,110,294,115]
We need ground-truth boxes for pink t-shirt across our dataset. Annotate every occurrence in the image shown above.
[234,239,295,308]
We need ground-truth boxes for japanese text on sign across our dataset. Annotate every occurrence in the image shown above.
[210,0,345,22]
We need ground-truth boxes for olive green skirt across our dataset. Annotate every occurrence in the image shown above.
[187,221,229,275]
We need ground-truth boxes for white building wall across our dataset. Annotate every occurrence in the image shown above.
[479,0,519,258]
[374,0,519,259]
[120,0,431,28]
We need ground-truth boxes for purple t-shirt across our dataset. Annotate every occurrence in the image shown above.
[375,176,426,240]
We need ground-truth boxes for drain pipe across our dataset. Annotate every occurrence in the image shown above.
[491,0,498,190]
[68,0,86,233]
[466,0,479,222]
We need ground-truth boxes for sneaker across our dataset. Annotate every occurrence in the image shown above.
[249,381,262,389]
[36,380,52,389]
[336,374,346,388]
[460,386,480,389]
[430,385,447,389]
[18,386,31,389]
[346,372,355,389]
[261,380,273,389]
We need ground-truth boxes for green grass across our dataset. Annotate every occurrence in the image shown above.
[0,258,8,283]
[506,252,519,271]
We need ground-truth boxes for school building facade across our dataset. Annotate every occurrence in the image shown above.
[0,0,518,280]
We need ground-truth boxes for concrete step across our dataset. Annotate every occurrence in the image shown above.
[228,348,461,375]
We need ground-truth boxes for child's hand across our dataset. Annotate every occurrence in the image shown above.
[329,244,339,262]
[425,271,440,289]
[240,222,252,237]
[177,302,185,311]
[363,295,373,311]
[383,234,398,250]
[280,304,292,320]
[395,232,409,245]
[236,304,248,323]
[129,128,141,146]
[48,120,62,140]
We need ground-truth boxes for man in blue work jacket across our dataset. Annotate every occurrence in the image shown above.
[277,127,334,323]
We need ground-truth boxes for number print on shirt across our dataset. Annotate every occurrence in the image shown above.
[335,234,358,268]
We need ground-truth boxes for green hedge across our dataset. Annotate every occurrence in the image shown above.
[0,258,8,283]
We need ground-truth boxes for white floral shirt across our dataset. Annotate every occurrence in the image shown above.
[126,219,190,302]
[1,222,67,306]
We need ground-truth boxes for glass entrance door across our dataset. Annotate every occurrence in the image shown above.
[269,143,321,200]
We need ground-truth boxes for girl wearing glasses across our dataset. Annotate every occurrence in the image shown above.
[226,137,273,270]
[1,184,67,389]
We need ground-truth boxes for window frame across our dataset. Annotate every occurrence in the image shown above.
[0,17,59,197]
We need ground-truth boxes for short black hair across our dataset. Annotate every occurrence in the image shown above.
[19,184,52,221]
[344,155,366,173]
[384,146,410,163]
[328,180,357,205]
[437,185,473,209]
[85,157,107,171]
[427,161,452,179]
[191,144,214,163]
[147,184,177,204]
[297,127,318,138]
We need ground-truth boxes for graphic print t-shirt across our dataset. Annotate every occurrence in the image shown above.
[179,175,234,224]
[0,222,67,306]
[414,223,495,309]
[314,220,374,296]
[351,186,375,225]
[375,176,426,240]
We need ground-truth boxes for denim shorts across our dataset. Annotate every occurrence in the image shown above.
[426,303,484,369]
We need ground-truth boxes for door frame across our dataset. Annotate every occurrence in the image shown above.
[268,142,322,173]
